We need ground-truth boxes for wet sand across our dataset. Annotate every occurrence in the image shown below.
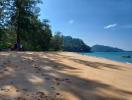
[0,52,132,100]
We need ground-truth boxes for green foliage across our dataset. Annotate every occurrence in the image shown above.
[0,0,11,49]
[10,0,42,49]
[0,27,16,49]
[0,0,52,51]
[0,0,91,52]
[50,32,63,51]
[20,19,52,51]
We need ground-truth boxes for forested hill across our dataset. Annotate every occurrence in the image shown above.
[91,45,125,52]
[63,36,91,52]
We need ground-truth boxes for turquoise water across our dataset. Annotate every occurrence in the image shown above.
[81,52,132,64]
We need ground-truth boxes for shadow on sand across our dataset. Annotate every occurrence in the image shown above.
[0,52,132,100]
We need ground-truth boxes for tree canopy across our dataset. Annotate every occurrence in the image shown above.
[0,0,91,52]
[0,0,53,51]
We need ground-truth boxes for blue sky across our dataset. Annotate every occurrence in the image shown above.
[39,0,132,51]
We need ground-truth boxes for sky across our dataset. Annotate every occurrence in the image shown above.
[39,0,132,51]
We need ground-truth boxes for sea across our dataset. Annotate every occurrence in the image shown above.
[81,52,132,64]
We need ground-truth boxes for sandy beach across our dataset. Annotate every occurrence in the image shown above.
[0,52,132,100]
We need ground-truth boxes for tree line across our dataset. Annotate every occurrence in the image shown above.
[0,0,91,52]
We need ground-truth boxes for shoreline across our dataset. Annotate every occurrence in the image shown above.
[81,54,132,65]
[80,52,132,65]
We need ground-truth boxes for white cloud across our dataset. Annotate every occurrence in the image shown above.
[104,24,118,29]
[68,19,74,24]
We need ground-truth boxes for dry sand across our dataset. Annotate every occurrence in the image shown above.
[0,52,132,100]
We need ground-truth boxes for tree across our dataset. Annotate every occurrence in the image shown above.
[0,0,13,49]
[10,0,42,50]
[0,0,7,42]
[38,19,52,51]
[22,19,52,51]
[0,0,54,51]
[50,32,63,51]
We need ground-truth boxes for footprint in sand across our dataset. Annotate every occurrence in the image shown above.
[16,97,26,100]
[53,78,72,86]
[4,68,8,72]
[56,92,60,96]
[51,86,55,90]
[36,91,48,99]
[64,78,72,84]
[53,78,61,86]
[0,87,10,92]
[22,88,28,92]
[45,77,50,80]
[16,89,20,92]
[56,82,60,86]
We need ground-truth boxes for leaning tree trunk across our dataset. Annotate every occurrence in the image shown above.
[16,1,21,50]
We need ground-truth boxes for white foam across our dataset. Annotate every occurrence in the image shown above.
[126,62,132,64]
